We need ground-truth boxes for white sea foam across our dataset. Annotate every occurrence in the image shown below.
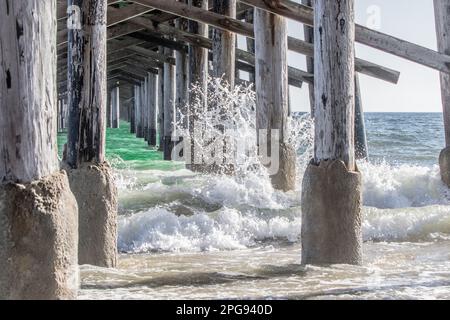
[118,206,302,253]
[117,202,450,253]
[359,162,450,209]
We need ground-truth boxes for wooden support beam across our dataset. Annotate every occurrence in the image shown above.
[212,0,236,87]
[57,0,119,20]
[241,0,450,74]
[434,0,450,187]
[235,50,307,87]
[254,9,295,191]
[302,0,314,113]
[111,86,120,128]
[129,45,177,65]
[313,1,355,170]
[354,74,368,160]
[132,0,400,84]
[244,8,255,83]
[1,0,78,300]
[58,2,153,45]
[163,47,176,160]
[143,77,149,141]
[108,75,142,87]
[435,0,450,147]
[301,0,362,267]
[135,83,141,135]
[129,31,188,52]
[157,47,165,150]
[148,73,158,145]
[186,0,209,168]
[67,0,107,168]
[1,0,59,182]
[175,17,189,130]
[134,84,143,137]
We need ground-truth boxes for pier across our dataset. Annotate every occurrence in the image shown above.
[1,0,450,299]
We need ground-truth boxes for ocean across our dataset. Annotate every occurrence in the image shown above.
[59,112,450,300]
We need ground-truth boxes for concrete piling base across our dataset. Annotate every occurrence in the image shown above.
[66,162,118,268]
[439,147,450,187]
[270,143,296,192]
[0,171,78,300]
[301,160,362,265]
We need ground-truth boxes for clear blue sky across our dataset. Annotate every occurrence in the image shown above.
[241,0,441,113]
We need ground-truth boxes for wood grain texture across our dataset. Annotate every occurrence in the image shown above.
[212,0,236,87]
[434,0,450,146]
[0,0,59,183]
[254,9,289,142]
[313,0,355,171]
[254,9,295,191]
[67,0,107,169]
[244,8,255,84]
[112,86,120,128]
[133,0,399,84]
[147,73,158,145]
[157,52,165,150]
[302,0,314,113]
[241,0,450,73]
[175,17,189,130]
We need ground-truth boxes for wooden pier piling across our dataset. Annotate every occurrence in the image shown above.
[66,0,118,268]
[212,0,236,87]
[301,0,362,265]
[434,0,450,186]
[112,86,120,128]
[302,0,315,113]
[158,47,165,151]
[163,47,176,160]
[175,17,189,131]
[187,0,209,169]
[354,75,368,160]
[148,73,158,146]
[0,0,78,299]
[254,9,296,191]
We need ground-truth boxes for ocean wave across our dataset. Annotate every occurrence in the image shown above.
[117,204,450,253]
[359,162,450,209]
[118,206,301,253]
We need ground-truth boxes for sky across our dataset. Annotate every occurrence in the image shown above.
[241,0,442,113]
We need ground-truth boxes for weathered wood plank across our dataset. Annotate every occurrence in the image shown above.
[244,8,255,83]
[163,47,176,160]
[58,2,153,45]
[354,74,368,160]
[212,0,236,87]
[132,0,400,84]
[111,86,120,128]
[0,0,59,182]
[314,0,355,170]
[434,0,450,146]
[157,47,165,150]
[241,0,450,74]
[302,0,314,113]
[175,16,189,130]
[254,9,295,191]
[66,0,107,168]
[148,73,158,145]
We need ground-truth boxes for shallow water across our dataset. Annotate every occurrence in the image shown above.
[58,112,450,300]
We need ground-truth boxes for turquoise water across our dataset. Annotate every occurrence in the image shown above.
[58,121,183,171]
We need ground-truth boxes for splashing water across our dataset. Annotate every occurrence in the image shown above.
[105,80,450,254]
[73,82,450,300]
